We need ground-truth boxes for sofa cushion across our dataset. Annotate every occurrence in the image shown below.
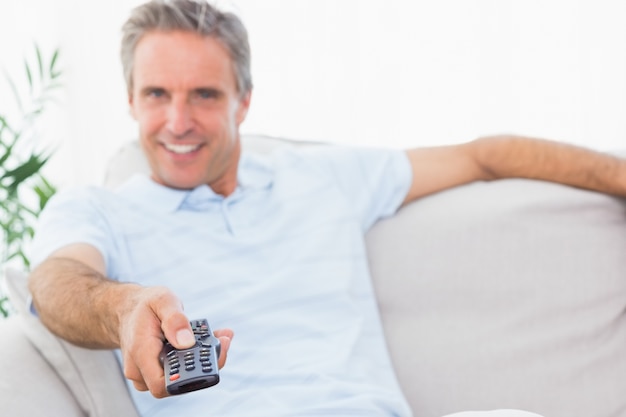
[367,178,626,417]
[3,267,140,417]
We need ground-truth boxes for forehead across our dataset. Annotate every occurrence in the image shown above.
[132,30,237,91]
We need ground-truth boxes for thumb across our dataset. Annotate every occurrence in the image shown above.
[160,310,196,349]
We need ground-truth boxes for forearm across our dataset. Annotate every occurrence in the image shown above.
[27,246,230,398]
[28,257,141,349]
[473,135,626,196]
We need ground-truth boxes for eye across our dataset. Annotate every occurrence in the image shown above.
[147,88,166,98]
[195,88,219,100]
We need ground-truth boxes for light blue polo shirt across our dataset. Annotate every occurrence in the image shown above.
[30,145,413,417]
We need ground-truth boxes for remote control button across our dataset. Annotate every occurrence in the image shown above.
[202,366,213,373]
[166,350,177,358]
[185,359,195,366]
[169,368,179,375]
[186,364,196,371]
[169,374,180,382]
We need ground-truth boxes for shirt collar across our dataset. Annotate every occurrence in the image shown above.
[115,152,274,213]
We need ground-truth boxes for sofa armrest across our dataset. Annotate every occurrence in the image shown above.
[0,315,84,416]
[2,268,140,417]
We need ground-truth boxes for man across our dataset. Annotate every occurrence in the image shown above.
[27,0,626,416]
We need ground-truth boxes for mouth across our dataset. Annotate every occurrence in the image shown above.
[163,143,202,154]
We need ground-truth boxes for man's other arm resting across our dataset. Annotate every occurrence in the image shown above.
[403,134,626,204]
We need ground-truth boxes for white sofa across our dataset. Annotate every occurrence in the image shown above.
[2,135,626,417]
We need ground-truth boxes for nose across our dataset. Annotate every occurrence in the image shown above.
[166,97,193,138]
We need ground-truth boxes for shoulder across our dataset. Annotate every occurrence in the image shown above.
[44,185,113,211]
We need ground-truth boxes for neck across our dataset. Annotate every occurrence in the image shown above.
[207,140,241,197]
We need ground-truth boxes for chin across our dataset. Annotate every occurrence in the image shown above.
[152,173,202,190]
[169,180,202,190]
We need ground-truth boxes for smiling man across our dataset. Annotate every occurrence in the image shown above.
[130,29,250,193]
[27,1,626,417]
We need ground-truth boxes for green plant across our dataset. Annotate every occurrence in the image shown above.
[0,45,62,318]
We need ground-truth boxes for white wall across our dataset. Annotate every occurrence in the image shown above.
[1,0,626,187]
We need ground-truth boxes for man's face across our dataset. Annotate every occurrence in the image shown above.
[128,30,251,193]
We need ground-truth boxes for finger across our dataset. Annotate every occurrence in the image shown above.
[214,328,234,340]
[213,328,234,369]
[149,290,195,349]
[143,370,168,398]
[163,314,195,349]
[132,379,149,392]
[127,334,170,398]
[123,349,165,397]
[139,344,170,397]
[123,353,144,386]
[217,336,231,369]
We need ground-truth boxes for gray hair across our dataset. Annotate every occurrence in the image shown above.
[121,0,252,96]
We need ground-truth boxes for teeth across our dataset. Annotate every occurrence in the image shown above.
[164,143,200,154]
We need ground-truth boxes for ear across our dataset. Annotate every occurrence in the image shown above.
[235,90,252,125]
[128,91,137,120]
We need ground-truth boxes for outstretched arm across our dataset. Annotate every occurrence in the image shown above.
[28,243,233,398]
[403,134,626,205]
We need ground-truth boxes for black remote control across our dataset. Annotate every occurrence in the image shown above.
[160,318,221,395]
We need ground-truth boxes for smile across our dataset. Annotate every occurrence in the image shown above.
[164,143,201,154]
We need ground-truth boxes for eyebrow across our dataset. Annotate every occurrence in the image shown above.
[139,86,165,95]
[137,86,225,97]
[194,87,223,97]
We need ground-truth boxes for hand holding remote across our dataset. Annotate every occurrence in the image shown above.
[160,318,222,395]
[116,286,232,398]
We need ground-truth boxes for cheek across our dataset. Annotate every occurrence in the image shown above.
[137,112,165,139]
[197,111,230,135]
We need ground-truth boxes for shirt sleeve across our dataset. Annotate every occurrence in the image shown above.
[28,186,118,271]
[294,145,412,231]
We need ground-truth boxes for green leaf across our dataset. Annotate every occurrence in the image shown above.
[0,131,20,166]
[24,58,33,92]
[0,296,9,318]
[0,115,16,141]
[0,144,14,168]
[49,49,60,75]
[35,43,44,81]
[0,115,10,139]
[23,106,45,122]
[0,44,61,269]
[9,198,38,217]
[33,175,57,210]
[1,153,50,196]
